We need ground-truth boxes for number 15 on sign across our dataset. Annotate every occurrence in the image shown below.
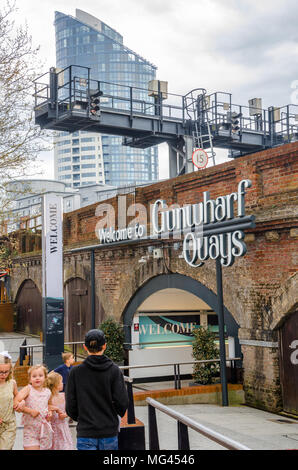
[192,148,208,169]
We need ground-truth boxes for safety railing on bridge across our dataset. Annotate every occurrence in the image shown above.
[34,65,186,123]
[194,91,298,146]
[146,397,250,450]
[33,65,298,149]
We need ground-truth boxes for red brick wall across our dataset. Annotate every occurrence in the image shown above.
[64,142,298,247]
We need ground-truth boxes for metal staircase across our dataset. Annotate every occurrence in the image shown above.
[184,88,216,166]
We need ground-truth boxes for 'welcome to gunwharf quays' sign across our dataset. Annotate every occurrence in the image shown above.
[97,179,255,268]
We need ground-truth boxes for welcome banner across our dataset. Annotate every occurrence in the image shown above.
[138,314,201,348]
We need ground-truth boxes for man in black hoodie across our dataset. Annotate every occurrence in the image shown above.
[65,328,128,450]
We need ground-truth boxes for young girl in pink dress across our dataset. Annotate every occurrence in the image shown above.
[47,371,74,450]
[14,365,53,450]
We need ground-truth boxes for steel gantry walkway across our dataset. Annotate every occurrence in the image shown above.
[34,65,298,177]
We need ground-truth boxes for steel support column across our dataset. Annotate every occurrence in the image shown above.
[216,258,229,406]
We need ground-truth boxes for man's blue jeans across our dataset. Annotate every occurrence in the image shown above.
[77,436,118,450]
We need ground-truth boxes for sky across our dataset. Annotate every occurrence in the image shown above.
[12,0,298,180]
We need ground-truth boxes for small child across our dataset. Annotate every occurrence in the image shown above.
[47,371,74,450]
[0,352,18,450]
[54,353,74,392]
[14,364,53,450]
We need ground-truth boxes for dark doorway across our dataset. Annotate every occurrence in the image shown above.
[16,280,42,335]
[279,310,298,416]
[64,277,91,343]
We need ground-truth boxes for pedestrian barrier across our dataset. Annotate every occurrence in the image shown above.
[146,397,251,450]
[119,358,242,389]
[18,341,84,365]
[19,342,43,366]
[18,339,242,388]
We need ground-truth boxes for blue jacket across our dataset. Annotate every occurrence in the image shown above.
[54,364,73,391]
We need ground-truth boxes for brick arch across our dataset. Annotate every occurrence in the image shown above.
[64,272,88,285]
[120,272,241,356]
[11,268,42,303]
[116,256,243,327]
[271,272,298,330]
[15,278,41,302]
[12,275,28,302]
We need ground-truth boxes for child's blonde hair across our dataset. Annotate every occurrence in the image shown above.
[0,354,13,381]
[28,364,48,386]
[47,371,62,394]
[62,352,73,363]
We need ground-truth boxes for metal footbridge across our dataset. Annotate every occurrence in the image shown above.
[34,65,298,176]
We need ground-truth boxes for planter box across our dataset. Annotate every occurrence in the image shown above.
[133,383,245,406]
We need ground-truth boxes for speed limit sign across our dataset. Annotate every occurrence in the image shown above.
[192,148,208,169]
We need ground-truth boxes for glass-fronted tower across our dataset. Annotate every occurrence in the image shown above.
[54,9,159,187]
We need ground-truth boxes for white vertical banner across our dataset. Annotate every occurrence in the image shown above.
[42,194,63,299]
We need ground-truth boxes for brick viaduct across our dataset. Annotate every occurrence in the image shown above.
[10,142,298,414]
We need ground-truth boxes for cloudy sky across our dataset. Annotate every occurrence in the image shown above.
[13,0,298,179]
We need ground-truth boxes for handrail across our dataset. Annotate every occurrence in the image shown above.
[146,397,250,450]
[125,338,224,346]
[119,357,241,390]
[18,339,240,387]
[119,357,241,370]
[0,336,31,340]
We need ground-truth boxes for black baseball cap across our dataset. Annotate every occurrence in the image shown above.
[85,329,106,349]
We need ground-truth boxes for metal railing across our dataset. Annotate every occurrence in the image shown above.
[119,358,241,390]
[64,341,84,361]
[19,341,44,366]
[33,65,298,147]
[146,397,250,450]
[18,338,241,388]
[118,359,241,436]
[34,67,185,122]
[19,341,86,365]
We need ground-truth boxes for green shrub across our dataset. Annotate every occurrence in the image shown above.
[192,327,219,385]
[99,317,125,363]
